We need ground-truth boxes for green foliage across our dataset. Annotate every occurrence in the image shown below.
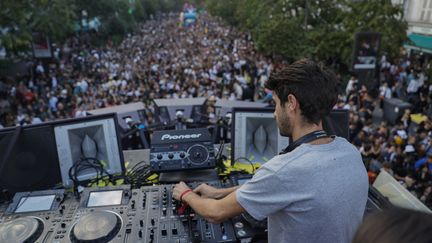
[205,0,407,68]
[0,0,182,56]
[0,0,76,53]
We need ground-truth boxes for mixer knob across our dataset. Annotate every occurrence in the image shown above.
[151,219,155,225]
[180,152,185,158]
[140,220,144,227]
[168,153,174,159]
[157,154,163,160]
[138,230,143,238]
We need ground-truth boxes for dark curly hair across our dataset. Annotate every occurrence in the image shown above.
[265,59,339,125]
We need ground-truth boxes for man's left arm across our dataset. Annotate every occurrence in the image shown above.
[173,182,245,224]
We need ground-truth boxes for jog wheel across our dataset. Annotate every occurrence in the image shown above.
[70,211,122,243]
[187,144,209,165]
[0,217,44,243]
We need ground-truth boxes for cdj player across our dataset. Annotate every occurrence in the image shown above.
[0,189,68,243]
[0,186,142,243]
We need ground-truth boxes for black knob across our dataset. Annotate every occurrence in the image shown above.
[138,230,142,238]
[151,218,155,225]
[162,208,167,215]
[61,223,66,228]
[140,220,144,227]
[180,152,185,158]
[168,153,174,159]
[157,154,163,160]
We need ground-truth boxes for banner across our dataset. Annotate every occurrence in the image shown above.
[32,33,52,58]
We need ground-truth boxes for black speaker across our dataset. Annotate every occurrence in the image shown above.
[54,114,125,188]
[0,125,62,193]
[323,110,350,140]
[383,98,412,125]
[153,98,207,123]
[87,102,147,132]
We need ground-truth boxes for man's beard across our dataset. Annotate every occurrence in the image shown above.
[278,110,292,137]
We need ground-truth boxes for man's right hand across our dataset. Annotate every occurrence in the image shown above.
[193,183,219,199]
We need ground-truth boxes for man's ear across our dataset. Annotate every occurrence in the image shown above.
[287,94,297,110]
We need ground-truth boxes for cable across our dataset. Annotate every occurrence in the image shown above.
[68,157,115,197]
[123,161,156,189]
[234,157,256,174]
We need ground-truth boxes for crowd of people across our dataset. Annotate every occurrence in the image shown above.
[0,12,273,127]
[0,11,431,208]
[340,56,432,208]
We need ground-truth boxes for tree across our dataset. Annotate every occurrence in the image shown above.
[0,0,76,54]
[205,0,407,69]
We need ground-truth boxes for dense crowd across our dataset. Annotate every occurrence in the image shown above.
[0,11,431,207]
[0,12,273,127]
[340,56,432,208]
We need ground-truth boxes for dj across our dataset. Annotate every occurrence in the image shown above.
[173,59,368,243]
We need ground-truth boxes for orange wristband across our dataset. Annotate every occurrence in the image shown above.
[180,189,193,202]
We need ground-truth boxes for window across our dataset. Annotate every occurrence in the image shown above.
[420,0,432,22]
